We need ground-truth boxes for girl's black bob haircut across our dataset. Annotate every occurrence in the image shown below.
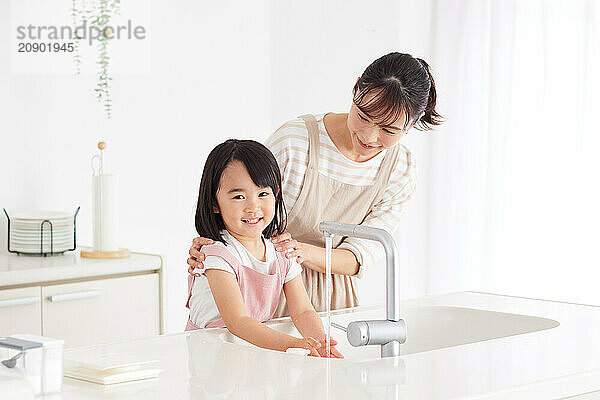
[195,139,287,244]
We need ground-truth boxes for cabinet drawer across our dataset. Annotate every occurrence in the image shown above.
[0,286,42,337]
[42,274,159,347]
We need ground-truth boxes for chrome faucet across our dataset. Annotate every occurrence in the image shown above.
[319,221,406,358]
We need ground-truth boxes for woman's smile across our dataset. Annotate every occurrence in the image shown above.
[355,134,380,150]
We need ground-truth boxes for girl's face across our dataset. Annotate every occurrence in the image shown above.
[346,101,409,158]
[214,160,276,242]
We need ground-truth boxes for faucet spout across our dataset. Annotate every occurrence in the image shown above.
[318,221,401,322]
[319,221,405,358]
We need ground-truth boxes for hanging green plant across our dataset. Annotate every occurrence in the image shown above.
[70,0,121,119]
[70,0,82,75]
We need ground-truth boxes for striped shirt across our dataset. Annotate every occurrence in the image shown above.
[264,114,417,278]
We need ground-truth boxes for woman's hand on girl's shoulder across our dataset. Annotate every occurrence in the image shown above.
[187,237,215,277]
[271,232,305,264]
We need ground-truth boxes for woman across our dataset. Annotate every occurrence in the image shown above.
[187,52,442,316]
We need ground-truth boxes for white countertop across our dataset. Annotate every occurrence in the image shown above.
[42,292,600,400]
[0,249,162,288]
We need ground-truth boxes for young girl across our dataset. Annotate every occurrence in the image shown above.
[185,139,342,358]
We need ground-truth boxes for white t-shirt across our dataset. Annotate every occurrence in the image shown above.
[188,230,303,328]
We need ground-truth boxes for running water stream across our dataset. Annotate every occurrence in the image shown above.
[324,233,333,358]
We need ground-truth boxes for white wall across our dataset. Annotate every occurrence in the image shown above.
[1,0,272,333]
[6,1,594,335]
[1,0,438,332]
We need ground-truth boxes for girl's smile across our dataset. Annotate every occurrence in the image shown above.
[242,217,263,225]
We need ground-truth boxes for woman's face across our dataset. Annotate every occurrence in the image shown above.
[346,101,409,158]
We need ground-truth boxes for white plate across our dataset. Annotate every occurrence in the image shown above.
[10,211,73,220]
[10,244,73,249]
[10,224,74,233]
[11,221,73,228]
[10,240,74,247]
[11,218,73,225]
[11,226,73,234]
[10,247,73,253]
[10,236,73,242]
[10,238,74,244]
[10,240,73,246]
[10,242,72,247]
[10,241,74,248]
[11,220,73,227]
[10,248,73,253]
[10,229,72,235]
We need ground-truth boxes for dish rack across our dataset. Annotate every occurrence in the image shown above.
[3,207,80,256]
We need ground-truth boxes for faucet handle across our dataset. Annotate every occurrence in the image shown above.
[347,320,407,347]
[347,321,370,346]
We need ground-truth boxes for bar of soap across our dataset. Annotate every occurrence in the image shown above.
[285,348,310,356]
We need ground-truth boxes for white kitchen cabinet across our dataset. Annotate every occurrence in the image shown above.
[42,274,160,347]
[0,250,164,347]
[0,286,42,336]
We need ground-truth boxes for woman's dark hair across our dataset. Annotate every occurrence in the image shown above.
[195,139,287,244]
[353,52,443,131]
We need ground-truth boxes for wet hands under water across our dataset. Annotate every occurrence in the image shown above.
[294,336,344,359]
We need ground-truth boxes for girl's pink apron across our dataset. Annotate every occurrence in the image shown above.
[185,244,290,330]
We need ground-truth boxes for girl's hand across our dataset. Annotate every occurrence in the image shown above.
[291,336,321,355]
[313,335,344,359]
[290,336,344,358]
[271,232,305,264]
[186,237,215,277]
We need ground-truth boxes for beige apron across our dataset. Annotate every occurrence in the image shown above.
[274,114,401,316]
